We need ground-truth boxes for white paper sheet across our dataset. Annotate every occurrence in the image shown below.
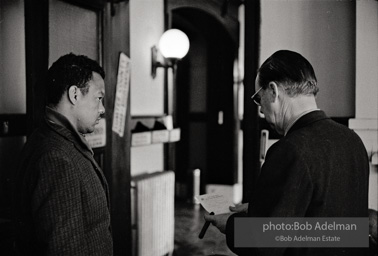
[195,193,234,215]
[112,52,131,137]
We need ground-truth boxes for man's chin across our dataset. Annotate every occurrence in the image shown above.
[274,126,284,136]
[83,126,96,134]
[88,126,96,134]
[268,123,284,135]
[268,122,276,130]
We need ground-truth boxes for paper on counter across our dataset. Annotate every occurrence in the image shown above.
[195,193,234,215]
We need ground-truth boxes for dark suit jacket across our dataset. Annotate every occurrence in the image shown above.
[13,108,113,256]
[226,111,370,256]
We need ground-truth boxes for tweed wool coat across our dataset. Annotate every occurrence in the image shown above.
[13,108,113,256]
[226,111,370,256]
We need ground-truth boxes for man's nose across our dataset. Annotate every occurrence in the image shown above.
[99,101,105,115]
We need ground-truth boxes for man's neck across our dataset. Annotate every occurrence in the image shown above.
[283,96,319,135]
[51,103,79,132]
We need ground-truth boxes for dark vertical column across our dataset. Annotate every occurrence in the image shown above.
[25,0,49,135]
[233,51,241,185]
[103,2,132,255]
[163,2,176,172]
[243,0,261,202]
[167,62,178,171]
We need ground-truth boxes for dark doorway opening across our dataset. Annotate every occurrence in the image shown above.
[172,8,239,197]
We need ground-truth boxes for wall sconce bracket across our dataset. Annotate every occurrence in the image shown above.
[151,29,189,78]
[152,46,175,79]
[152,46,165,78]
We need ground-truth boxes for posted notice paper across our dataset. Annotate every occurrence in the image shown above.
[195,193,234,215]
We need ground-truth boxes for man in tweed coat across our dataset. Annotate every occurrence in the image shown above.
[13,54,113,255]
[205,50,369,255]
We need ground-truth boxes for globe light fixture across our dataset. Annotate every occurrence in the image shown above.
[159,29,190,59]
[151,29,190,78]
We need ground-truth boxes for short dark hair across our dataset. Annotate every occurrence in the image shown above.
[46,53,105,107]
[258,50,319,96]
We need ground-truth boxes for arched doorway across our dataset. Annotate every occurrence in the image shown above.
[166,2,240,198]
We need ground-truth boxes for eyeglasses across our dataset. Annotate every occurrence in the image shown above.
[251,87,263,106]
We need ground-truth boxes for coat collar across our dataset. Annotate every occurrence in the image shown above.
[286,110,329,135]
[45,106,94,155]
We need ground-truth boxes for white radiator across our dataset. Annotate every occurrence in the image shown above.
[131,171,175,256]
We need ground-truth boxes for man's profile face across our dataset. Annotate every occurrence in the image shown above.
[255,75,275,129]
[75,72,105,134]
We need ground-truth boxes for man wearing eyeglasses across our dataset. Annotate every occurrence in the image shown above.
[205,50,369,256]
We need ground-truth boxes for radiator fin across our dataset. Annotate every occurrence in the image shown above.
[132,171,175,256]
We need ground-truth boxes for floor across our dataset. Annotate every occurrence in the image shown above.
[173,200,237,256]
[1,200,236,256]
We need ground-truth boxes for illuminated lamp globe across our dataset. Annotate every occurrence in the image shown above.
[159,29,190,59]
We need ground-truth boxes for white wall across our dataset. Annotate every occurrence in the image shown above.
[129,0,165,176]
[130,0,165,116]
[0,0,26,114]
[260,0,355,117]
[355,1,378,120]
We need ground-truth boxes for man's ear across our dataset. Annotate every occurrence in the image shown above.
[268,82,280,102]
[67,85,79,105]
